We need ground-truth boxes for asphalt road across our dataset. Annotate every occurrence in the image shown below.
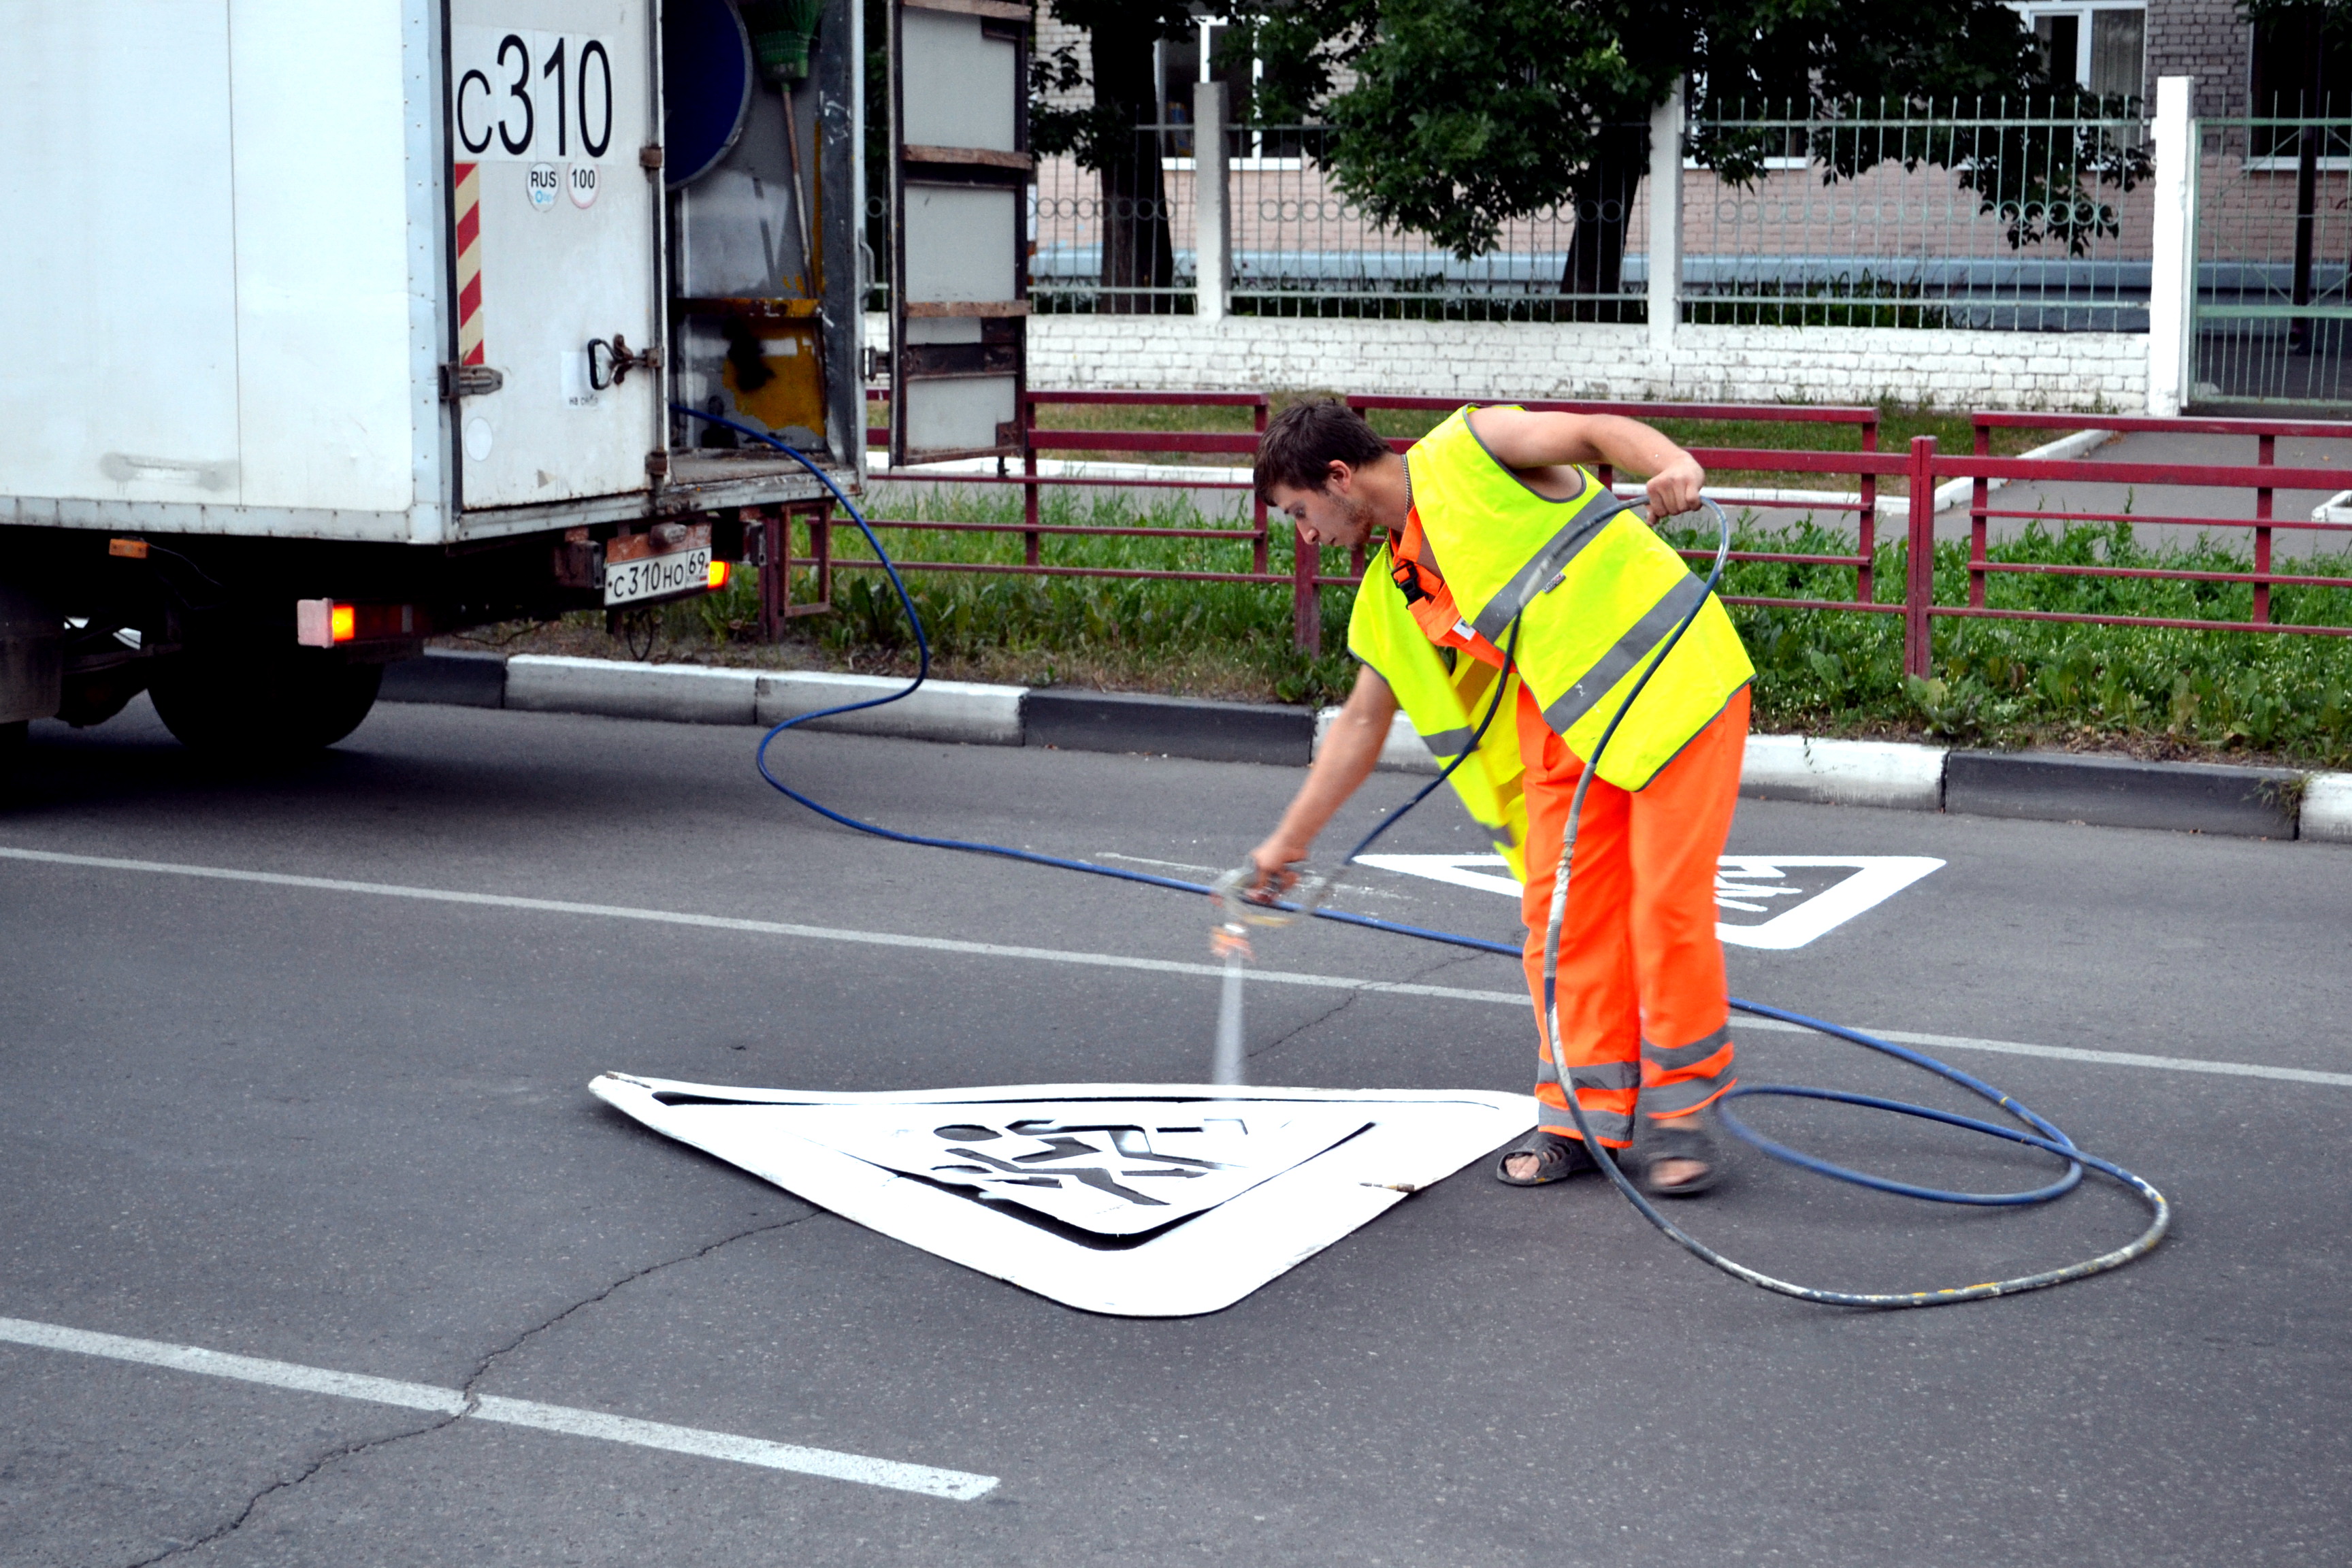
[1,697,2347,1567]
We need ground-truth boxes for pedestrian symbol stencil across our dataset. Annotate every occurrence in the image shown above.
[591,1075,1533,1316]
[1353,854,1943,950]
[816,1101,1382,1235]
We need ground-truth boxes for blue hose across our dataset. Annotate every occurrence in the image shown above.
[672,406,2168,1307]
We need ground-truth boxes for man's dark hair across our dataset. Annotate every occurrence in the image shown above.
[1254,399,1392,500]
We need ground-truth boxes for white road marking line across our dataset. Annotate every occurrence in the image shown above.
[0,845,1520,1007]
[1729,1014,2352,1088]
[3,843,2345,1091]
[0,1315,998,1501]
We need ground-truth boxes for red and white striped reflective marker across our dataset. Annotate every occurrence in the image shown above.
[454,161,485,365]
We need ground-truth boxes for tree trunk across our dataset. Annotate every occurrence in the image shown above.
[1559,125,1650,323]
[1087,15,1175,313]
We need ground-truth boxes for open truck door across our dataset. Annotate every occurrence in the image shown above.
[887,0,1030,466]
[446,3,665,510]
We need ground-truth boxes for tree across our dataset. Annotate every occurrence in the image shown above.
[1030,4,1203,312]
[1226,0,2130,318]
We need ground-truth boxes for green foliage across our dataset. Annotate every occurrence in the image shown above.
[1220,0,2064,262]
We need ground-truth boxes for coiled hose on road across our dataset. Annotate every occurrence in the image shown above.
[674,406,2168,1309]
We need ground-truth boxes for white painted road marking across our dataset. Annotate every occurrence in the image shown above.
[1352,853,1944,950]
[2,843,2345,1090]
[0,1315,998,1501]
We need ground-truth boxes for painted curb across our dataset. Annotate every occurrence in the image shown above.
[1024,687,1313,766]
[504,655,757,725]
[1944,749,2300,838]
[1739,735,1947,811]
[1313,708,1443,775]
[755,671,1024,745]
[379,651,2350,842]
[2293,772,2352,843]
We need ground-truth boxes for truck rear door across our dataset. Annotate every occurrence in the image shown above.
[448,1,662,510]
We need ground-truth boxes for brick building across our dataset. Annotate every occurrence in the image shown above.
[1036,5,2346,125]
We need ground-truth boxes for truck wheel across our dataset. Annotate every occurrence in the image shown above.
[148,652,385,755]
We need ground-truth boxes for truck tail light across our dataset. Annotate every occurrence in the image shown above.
[708,559,732,591]
[296,599,345,647]
[297,600,416,647]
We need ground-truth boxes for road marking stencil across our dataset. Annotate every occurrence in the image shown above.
[0,1315,996,1500]
[1,844,2343,1089]
[594,1076,1535,1316]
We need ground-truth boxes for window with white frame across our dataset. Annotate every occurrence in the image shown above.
[1154,16,1304,168]
[2008,2,2146,100]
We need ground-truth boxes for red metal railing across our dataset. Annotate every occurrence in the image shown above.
[1916,428,2352,676]
[855,391,1892,650]
[798,393,2352,672]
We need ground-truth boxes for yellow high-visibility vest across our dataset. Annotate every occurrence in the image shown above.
[1356,404,1753,795]
[1347,540,1532,879]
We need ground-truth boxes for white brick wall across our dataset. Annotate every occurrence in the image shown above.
[1003,316,2148,412]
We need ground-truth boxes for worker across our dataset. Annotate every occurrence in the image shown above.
[1245,401,1753,1195]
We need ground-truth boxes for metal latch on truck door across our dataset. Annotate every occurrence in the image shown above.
[587,335,662,389]
[438,363,504,399]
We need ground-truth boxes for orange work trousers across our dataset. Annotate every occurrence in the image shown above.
[1517,685,1749,1147]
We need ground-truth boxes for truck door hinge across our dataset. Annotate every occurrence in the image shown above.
[638,144,664,172]
[439,363,504,400]
[645,450,670,482]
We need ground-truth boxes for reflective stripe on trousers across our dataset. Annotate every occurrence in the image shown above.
[1522,687,1748,1145]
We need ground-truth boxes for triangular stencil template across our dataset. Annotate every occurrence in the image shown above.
[591,1075,1535,1317]
[1354,853,1944,950]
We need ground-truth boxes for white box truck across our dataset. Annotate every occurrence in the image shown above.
[0,0,883,755]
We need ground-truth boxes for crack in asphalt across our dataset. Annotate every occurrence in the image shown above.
[1247,945,1513,1068]
[117,1207,824,1568]
[454,1207,822,1402]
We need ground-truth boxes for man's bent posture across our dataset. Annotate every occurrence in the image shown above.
[1246,402,1753,1195]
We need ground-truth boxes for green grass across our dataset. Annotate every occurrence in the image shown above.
[476,483,2352,768]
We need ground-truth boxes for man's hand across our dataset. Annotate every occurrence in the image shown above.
[1240,838,1308,902]
[1239,666,1396,907]
[1646,451,1706,519]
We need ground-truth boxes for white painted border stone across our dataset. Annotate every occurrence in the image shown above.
[755,670,1024,745]
[2301,772,2352,843]
[1737,735,1948,811]
[1315,708,1443,775]
[505,656,757,725]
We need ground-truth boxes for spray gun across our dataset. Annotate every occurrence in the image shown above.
[1206,860,1335,1085]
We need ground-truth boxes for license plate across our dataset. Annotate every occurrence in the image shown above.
[604,546,711,607]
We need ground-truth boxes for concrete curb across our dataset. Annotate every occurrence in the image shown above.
[380,649,2348,840]
[2303,773,2352,843]
[1947,749,2301,838]
[1740,735,1948,811]
[1025,687,1313,765]
[755,670,1024,745]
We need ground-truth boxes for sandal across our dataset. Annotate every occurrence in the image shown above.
[1494,1128,1610,1186]
[1630,1113,1723,1198]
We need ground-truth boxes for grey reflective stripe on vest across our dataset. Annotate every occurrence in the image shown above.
[1538,1103,1633,1141]
[1643,1075,1732,1117]
[1537,1059,1640,1091]
[1469,489,1633,644]
[1540,573,1711,737]
[1569,1061,1640,1092]
[1418,724,1475,757]
[1642,1026,1732,1073]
